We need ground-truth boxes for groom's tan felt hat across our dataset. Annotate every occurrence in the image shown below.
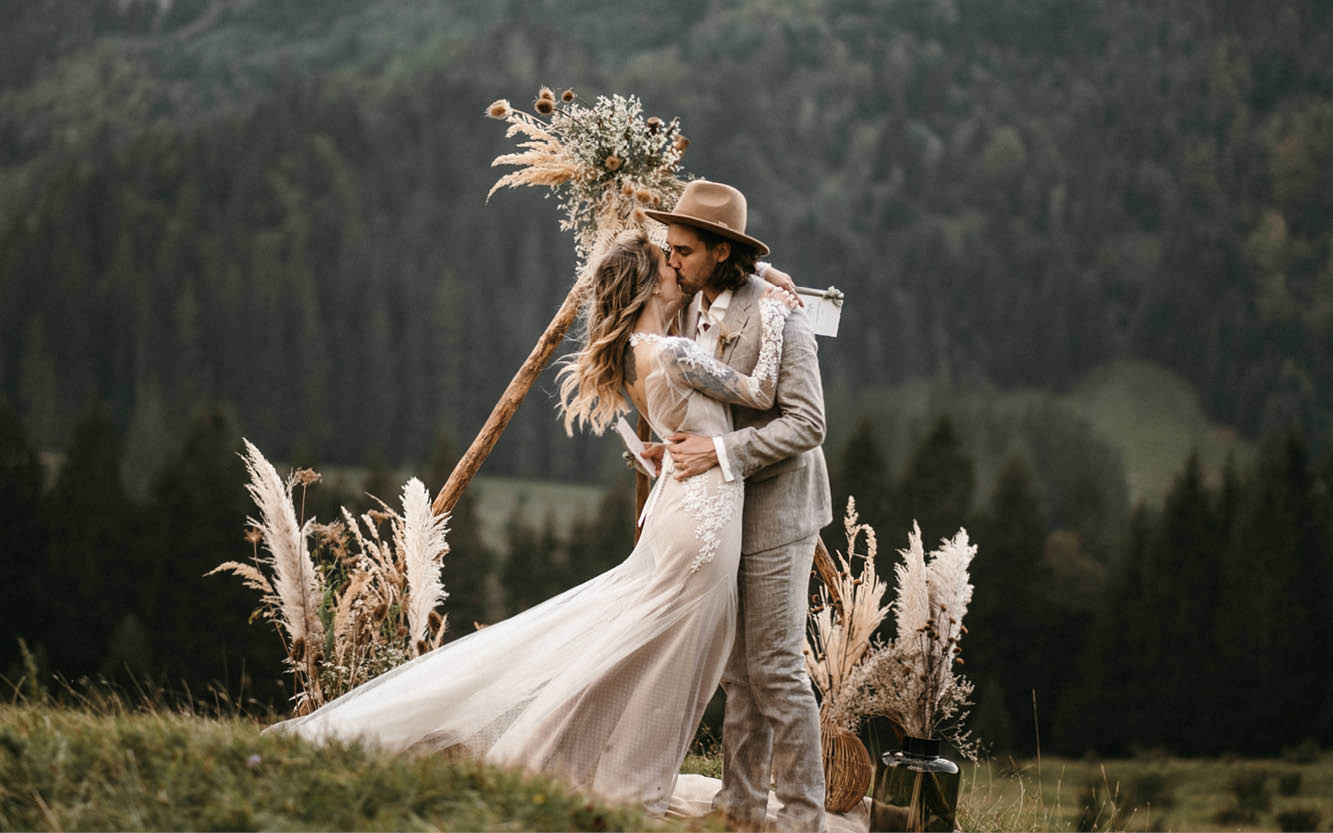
[644,179,770,257]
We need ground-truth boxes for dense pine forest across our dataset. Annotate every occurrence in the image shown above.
[1,0,1330,757]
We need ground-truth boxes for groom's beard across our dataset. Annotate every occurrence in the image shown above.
[676,270,700,297]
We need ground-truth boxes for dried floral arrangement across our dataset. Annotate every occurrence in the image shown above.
[208,440,450,715]
[485,86,689,271]
[806,500,981,760]
[805,498,892,722]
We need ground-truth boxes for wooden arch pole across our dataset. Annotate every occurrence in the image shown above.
[431,279,587,517]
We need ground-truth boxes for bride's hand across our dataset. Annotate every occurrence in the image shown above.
[641,442,665,466]
[763,284,800,311]
[759,264,804,306]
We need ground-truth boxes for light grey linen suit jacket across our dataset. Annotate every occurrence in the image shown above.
[688,274,833,552]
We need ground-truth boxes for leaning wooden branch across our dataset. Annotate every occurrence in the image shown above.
[431,275,590,516]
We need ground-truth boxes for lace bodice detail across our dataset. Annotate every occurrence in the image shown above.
[625,296,791,574]
[628,296,791,439]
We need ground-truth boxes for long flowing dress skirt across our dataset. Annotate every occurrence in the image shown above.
[266,461,743,815]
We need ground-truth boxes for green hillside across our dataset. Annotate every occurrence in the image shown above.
[3,0,1331,482]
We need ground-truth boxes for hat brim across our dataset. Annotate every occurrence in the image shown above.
[643,209,771,257]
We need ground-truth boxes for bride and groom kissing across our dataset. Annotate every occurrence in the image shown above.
[269,179,835,832]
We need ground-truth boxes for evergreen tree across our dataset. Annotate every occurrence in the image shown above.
[0,402,47,677]
[1069,505,1156,756]
[833,415,892,535]
[564,483,634,587]
[1317,450,1333,745]
[146,407,286,705]
[500,497,560,616]
[43,406,142,678]
[1143,454,1221,751]
[968,455,1045,755]
[1222,434,1328,751]
[891,415,976,552]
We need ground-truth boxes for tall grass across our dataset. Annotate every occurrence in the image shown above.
[0,695,683,832]
[210,443,452,716]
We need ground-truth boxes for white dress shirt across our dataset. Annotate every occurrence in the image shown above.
[690,289,737,482]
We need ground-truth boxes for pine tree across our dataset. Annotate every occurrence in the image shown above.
[968,455,1046,755]
[1317,450,1333,746]
[500,496,562,616]
[1224,434,1328,751]
[146,406,286,705]
[564,484,634,587]
[892,415,975,547]
[1074,505,1156,755]
[0,402,47,677]
[43,405,142,678]
[834,415,892,534]
[1144,453,1221,751]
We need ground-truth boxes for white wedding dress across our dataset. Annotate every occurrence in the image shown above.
[267,298,790,815]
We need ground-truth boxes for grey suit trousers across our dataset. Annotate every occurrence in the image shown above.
[711,531,825,832]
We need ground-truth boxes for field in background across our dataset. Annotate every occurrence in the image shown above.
[960,752,1332,832]
[828,358,1254,511]
[1063,360,1254,507]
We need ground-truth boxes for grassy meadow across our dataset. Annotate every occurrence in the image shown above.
[958,753,1332,832]
[4,698,1328,832]
[0,702,683,832]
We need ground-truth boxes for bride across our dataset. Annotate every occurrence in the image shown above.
[266,230,798,815]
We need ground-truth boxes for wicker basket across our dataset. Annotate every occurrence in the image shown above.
[821,713,873,813]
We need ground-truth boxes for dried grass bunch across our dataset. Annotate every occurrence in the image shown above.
[209,441,450,714]
[808,499,980,760]
[486,87,688,271]
[804,498,891,719]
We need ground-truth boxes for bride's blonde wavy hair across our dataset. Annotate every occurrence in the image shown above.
[557,230,661,436]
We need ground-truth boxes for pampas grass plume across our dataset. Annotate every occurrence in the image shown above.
[240,439,325,653]
[397,478,450,646]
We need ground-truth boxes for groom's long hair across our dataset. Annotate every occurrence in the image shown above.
[698,228,759,293]
[557,231,658,436]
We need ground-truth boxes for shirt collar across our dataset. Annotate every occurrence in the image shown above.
[699,288,733,324]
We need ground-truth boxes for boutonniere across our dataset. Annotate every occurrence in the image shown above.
[718,323,741,347]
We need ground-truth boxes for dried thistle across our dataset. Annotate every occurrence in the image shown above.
[534,97,556,115]
[561,88,575,102]
[538,86,555,102]
[486,99,513,119]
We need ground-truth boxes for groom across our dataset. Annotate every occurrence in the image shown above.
[644,180,833,832]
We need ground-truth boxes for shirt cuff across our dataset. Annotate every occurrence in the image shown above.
[713,435,735,483]
[756,261,772,279]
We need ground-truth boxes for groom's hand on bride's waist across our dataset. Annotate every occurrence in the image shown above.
[666,433,718,479]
